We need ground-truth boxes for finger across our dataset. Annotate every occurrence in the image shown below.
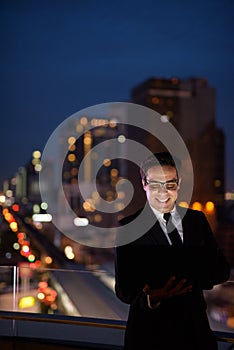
[169,279,191,295]
[170,283,192,296]
[168,279,187,294]
[163,276,176,290]
[176,284,192,295]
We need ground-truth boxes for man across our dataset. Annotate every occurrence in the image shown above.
[115,152,230,350]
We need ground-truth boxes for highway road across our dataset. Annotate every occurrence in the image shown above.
[52,268,129,320]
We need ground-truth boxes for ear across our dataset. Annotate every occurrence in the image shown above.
[142,179,147,191]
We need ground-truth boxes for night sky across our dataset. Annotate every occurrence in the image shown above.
[1,0,234,191]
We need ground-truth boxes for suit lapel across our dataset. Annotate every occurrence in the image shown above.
[149,221,170,245]
[142,220,169,245]
[139,205,170,246]
[177,206,194,246]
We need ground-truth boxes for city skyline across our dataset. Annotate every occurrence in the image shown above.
[1,0,234,191]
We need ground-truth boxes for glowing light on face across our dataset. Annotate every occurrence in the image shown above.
[143,166,180,213]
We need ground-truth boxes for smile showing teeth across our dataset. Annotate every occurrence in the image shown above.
[157,198,169,203]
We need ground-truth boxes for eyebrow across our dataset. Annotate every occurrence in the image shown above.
[146,178,178,183]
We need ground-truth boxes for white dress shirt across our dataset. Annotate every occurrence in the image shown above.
[145,205,184,309]
[150,205,184,244]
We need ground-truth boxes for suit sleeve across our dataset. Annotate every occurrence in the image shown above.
[197,211,230,289]
[114,245,148,308]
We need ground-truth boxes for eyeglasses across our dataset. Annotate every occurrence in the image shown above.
[145,179,179,191]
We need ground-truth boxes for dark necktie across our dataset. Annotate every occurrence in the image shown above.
[163,212,183,246]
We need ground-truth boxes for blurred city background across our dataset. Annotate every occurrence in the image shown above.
[0,1,234,348]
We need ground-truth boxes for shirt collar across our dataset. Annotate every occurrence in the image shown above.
[150,205,176,221]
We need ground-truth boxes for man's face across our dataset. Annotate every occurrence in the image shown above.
[142,165,180,213]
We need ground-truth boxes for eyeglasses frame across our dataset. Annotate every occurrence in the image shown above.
[144,178,180,191]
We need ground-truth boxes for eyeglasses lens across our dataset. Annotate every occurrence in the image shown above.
[148,182,178,191]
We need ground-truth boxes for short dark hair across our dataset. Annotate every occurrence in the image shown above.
[140,152,181,181]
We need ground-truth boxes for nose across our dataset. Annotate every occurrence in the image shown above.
[157,184,168,193]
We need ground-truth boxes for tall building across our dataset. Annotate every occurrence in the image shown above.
[131,77,225,218]
[60,114,128,232]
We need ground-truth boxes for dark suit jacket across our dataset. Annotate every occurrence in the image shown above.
[115,206,230,350]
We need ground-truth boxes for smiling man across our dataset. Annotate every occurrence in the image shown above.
[141,153,181,213]
[115,152,230,350]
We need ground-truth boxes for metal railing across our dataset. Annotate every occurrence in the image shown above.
[0,265,233,349]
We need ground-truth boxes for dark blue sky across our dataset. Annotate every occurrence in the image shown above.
[1,0,234,191]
